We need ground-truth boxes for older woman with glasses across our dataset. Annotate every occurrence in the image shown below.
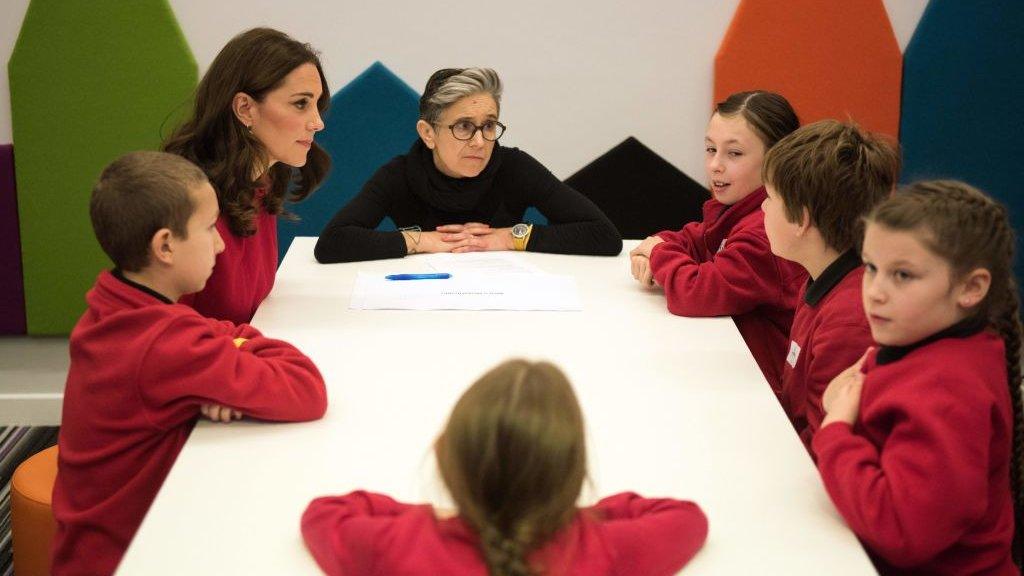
[314,67,621,262]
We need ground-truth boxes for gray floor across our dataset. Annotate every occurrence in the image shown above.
[0,336,67,425]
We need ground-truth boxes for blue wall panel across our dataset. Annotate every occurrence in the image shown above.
[278,62,419,261]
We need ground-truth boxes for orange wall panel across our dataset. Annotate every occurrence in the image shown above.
[715,0,902,138]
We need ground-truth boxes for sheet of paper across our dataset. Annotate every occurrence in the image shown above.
[422,252,545,275]
[350,272,581,311]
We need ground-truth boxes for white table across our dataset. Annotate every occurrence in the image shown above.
[118,238,876,575]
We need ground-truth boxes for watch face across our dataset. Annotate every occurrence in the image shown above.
[512,223,529,238]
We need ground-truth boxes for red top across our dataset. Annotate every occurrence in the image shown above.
[650,187,806,392]
[301,491,708,576]
[813,329,1016,575]
[179,189,278,324]
[782,252,873,450]
[52,271,327,576]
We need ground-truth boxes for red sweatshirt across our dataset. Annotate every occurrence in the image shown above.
[650,187,806,392]
[301,491,708,576]
[813,326,1016,575]
[52,271,327,576]
[782,250,873,450]
[179,189,277,324]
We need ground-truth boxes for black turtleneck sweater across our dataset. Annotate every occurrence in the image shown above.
[314,140,622,263]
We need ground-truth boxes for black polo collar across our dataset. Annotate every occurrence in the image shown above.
[875,315,987,366]
[804,249,863,307]
[112,269,174,305]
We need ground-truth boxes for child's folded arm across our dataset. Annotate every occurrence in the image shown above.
[198,315,264,341]
[301,491,413,576]
[813,394,990,567]
[653,220,702,256]
[137,314,327,425]
[591,492,709,576]
[649,230,781,317]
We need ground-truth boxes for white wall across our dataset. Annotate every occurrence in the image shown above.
[1,0,928,182]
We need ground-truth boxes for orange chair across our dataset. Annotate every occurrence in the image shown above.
[11,445,58,576]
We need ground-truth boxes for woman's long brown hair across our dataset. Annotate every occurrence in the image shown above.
[164,27,331,236]
[436,360,587,576]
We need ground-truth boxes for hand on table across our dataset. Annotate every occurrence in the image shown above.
[200,404,243,423]
[629,236,664,287]
[436,222,513,253]
[631,254,658,287]
[406,230,471,254]
[630,235,665,259]
[821,350,871,427]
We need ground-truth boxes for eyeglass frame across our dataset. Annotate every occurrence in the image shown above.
[435,120,507,142]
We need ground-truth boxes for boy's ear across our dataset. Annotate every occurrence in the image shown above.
[416,120,436,150]
[232,92,257,129]
[150,228,175,266]
[957,267,992,309]
[796,207,813,237]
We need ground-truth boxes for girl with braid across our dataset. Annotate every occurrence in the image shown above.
[301,359,708,575]
[814,181,1023,575]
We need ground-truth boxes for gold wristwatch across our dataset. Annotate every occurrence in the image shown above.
[511,223,533,251]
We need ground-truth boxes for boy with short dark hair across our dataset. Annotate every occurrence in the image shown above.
[51,151,328,575]
[760,120,899,449]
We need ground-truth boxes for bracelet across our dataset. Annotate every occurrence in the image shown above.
[400,226,422,254]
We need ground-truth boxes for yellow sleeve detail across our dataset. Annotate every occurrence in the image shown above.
[233,337,248,348]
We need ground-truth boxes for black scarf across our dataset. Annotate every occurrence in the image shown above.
[406,139,504,213]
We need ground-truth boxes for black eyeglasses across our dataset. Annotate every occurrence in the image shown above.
[440,119,507,141]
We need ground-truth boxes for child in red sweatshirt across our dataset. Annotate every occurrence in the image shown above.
[760,120,899,449]
[51,151,328,576]
[631,91,806,392]
[302,359,708,575]
[815,181,1022,574]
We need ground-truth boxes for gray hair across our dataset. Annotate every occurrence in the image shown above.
[419,67,503,124]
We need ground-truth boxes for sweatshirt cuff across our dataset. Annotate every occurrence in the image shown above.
[812,421,853,456]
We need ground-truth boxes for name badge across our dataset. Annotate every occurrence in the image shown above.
[786,340,801,367]
[717,239,727,253]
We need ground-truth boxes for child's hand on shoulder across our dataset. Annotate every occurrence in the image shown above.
[822,349,872,427]
[200,403,243,423]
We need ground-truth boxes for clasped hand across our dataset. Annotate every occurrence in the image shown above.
[629,236,664,287]
[428,222,512,253]
[200,403,242,423]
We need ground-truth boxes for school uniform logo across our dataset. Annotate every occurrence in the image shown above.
[787,341,801,367]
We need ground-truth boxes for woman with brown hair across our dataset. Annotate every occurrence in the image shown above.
[164,27,331,324]
[301,359,708,575]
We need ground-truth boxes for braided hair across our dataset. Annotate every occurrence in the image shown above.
[435,360,587,576]
[866,180,1024,564]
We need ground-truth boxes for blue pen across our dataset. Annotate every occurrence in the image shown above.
[384,273,452,281]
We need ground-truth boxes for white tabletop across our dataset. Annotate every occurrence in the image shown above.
[118,238,876,575]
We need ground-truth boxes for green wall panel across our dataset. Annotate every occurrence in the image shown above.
[9,0,197,333]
